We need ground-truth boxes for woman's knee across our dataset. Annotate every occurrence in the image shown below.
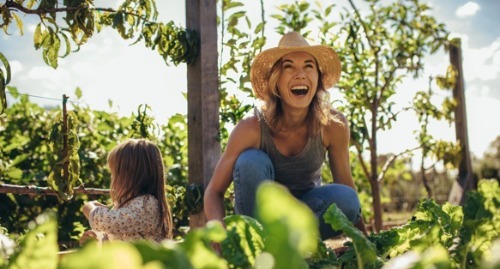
[303,184,360,222]
[233,149,274,216]
[234,149,274,178]
[334,186,361,222]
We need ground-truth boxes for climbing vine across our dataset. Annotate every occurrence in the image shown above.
[47,97,81,201]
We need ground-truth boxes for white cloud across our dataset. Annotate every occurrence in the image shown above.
[462,37,500,82]
[28,66,55,79]
[466,95,500,156]
[455,1,481,18]
[9,60,23,75]
[27,23,37,34]
[27,65,71,89]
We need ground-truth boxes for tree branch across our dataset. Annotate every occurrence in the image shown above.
[5,1,88,14]
[3,1,149,23]
[0,183,109,196]
[347,0,376,50]
[377,66,397,104]
[377,146,421,183]
[353,139,371,181]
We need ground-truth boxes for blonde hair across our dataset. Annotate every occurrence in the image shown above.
[107,139,173,239]
[260,58,334,136]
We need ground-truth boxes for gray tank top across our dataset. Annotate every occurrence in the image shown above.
[258,112,326,197]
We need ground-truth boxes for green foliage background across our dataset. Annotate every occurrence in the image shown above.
[0,88,198,244]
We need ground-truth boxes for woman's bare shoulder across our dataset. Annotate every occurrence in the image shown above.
[327,108,348,129]
[323,109,349,147]
[236,112,260,132]
[229,113,261,149]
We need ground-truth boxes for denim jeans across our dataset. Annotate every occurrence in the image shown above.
[233,148,361,240]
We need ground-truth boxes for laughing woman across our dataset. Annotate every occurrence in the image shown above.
[204,31,367,241]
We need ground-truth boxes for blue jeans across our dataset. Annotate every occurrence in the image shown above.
[233,149,361,240]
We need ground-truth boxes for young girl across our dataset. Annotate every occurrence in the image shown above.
[81,138,173,243]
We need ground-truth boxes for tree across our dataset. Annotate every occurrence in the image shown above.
[475,135,500,181]
[412,73,461,199]
[272,0,450,231]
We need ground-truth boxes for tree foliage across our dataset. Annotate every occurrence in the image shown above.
[474,136,500,181]
[0,89,195,243]
[0,0,199,112]
[272,0,454,231]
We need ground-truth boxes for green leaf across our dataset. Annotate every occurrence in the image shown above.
[5,167,23,179]
[178,221,228,269]
[34,23,44,50]
[255,182,318,269]
[75,87,82,99]
[222,215,265,267]
[60,241,145,269]
[0,73,5,114]
[0,52,10,114]
[133,241,194,269]
[384,245,451,269]
[0,52,11,85]
[324,204,383,269]
[8,212,58,269]
[59,31,71,58]
[11,12,24,36]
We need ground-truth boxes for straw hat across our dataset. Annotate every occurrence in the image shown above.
[250,31,341,100]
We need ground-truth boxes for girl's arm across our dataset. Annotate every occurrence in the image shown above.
[83,201,106,219]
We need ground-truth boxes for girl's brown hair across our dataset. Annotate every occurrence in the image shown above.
[107,139,173,239]
[260,58,337,136]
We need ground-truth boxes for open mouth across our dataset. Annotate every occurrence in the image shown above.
[291,86,309,96]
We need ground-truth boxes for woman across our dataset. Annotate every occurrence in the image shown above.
[204,31,367,240]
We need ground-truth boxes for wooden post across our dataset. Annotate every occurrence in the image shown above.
[448,38,475,205]
[186,0,220,229]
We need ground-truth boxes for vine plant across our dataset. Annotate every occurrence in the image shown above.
[48,96,81,201]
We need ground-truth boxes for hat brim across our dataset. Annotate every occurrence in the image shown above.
[250,45,341,100]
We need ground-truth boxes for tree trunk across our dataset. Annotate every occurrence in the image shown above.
[370,103,383,232]
[370,175,383,232]
[448,38,475,205]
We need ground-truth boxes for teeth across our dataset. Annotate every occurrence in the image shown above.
[291,86,308,91]
[291,86,309,95]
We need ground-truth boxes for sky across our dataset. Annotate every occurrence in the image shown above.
[1,0,499,159]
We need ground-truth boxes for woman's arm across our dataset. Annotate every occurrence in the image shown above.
[324,111,369,236]
[204,116,260,225]
[324,111,355,188]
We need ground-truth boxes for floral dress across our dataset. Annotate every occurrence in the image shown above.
[89,194,164,242]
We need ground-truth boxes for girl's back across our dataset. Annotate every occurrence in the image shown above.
[89,194,164,242]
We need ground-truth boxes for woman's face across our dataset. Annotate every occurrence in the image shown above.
[276,51,319,110]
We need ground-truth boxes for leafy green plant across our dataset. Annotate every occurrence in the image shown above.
[1,179,498,269]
